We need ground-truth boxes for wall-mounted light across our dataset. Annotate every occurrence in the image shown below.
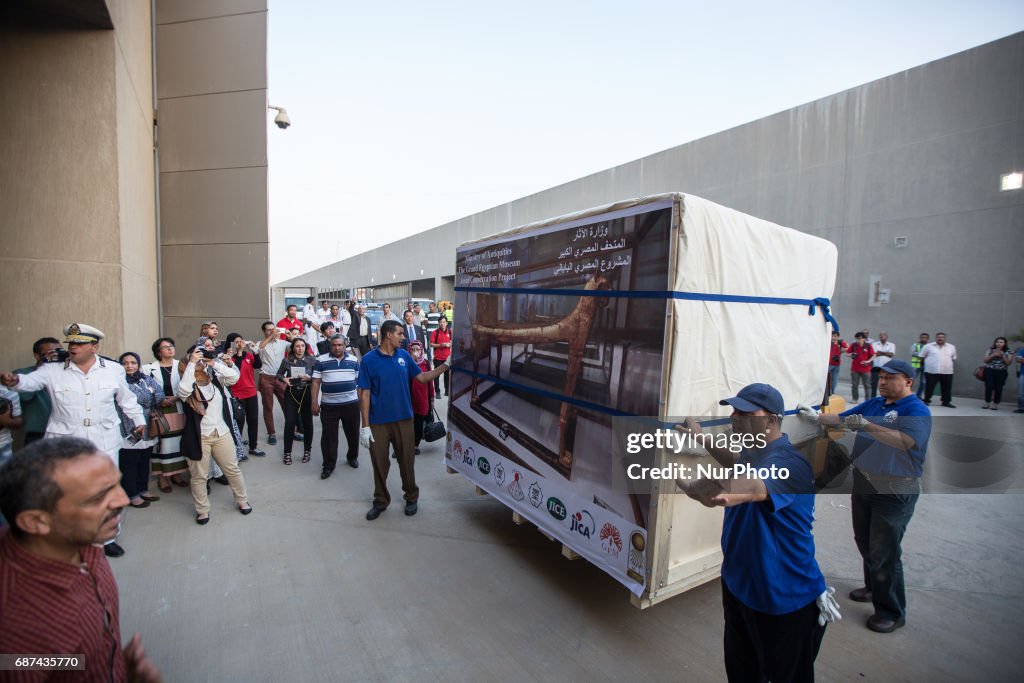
[1000,172,1022,191]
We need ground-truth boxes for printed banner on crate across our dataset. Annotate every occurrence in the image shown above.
[448,428,648,595]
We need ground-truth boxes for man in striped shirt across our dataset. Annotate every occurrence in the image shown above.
[311,334,361,478]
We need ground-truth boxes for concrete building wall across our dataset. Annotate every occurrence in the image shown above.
[0,2,156,370]
[278,32,1024,397]
[156,0,269,347]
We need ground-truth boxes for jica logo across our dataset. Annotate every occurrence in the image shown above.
[476,456,491,475]
[461,447,475,467]
[570,510,596,539]
[546,497,567,521]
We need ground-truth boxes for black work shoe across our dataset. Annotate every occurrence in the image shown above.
[849,587,873,602]
[196,514,210,525]
[366,505,385,521]
[414,447,421,455]
[215,475,229,485]
[347,458,359,469]
[104,542,125,558]
[942,403,956,408]
[249,448,266,457]
[867,614,905,633]
[404,502,418,516]
[320,469,332,480]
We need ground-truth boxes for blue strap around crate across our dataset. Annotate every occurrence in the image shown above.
[453,286,839,334]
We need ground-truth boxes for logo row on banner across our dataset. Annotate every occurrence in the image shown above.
[447,429,648,596]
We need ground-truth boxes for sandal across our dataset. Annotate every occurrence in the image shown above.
[158,478,172,493]
[283,453,292,466]
[302,451,311,464]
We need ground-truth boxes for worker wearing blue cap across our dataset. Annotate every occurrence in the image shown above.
[677,383,836,683]
[799,358,931,634]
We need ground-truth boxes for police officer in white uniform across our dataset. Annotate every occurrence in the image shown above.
[2,323,144,557]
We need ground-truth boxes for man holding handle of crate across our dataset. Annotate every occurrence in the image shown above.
[676,383,839,683]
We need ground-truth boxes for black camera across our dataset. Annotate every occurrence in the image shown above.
[44,348,69,363]
[202,349,217,360]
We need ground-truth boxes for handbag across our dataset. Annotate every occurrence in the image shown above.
[230,395,246,424]
[423,403,446,442]
[974,366,985,381]
[149,407,185,437]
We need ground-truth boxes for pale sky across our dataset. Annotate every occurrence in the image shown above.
[267,0,1024,283]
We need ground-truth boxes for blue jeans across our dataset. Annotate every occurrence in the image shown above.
[1017,371,1024,410]
[914,367,925,398]
[851,471,919,621]
[828,365,840,395]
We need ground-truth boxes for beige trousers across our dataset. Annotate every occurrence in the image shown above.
[188,432,248,515]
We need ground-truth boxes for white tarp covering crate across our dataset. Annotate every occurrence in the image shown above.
[445,193,837,607]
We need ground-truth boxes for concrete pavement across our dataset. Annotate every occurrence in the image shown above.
[111,391,1024,682]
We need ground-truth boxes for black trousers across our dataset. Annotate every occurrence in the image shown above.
[283,388,313,454]
[924,372,953,404]
[983,367,1008,404]
[413,413,429,446]
[234,395,259,445]
[353,335,371,357]
[870,367,882,398]
[722,582,825,683]
[119,446,154,499]
[319,401,360,471]
[433,358,450,395]
[851,471,919,622]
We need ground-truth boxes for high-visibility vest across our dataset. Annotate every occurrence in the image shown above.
[911,343,925,368]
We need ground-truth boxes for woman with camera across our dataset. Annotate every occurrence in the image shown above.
[118,352,165,509]
[276,337,316,465]
[178,346,252,524]
[142,337,191,493]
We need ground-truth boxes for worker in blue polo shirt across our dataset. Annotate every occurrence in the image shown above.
[357,320,450,520]
[677,383,838,682]
[799,358,930,634]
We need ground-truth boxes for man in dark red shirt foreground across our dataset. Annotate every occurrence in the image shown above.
[0,437,161,682]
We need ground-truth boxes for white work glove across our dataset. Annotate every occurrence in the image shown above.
[842,414,869,431]
[796,403,820,421]
[359,426,374,449]
[816,586,842,626]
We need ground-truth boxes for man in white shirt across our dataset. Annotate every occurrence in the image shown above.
[339,302,352,330]
[0,323,144,557]
[919,332,957,408]
[302,297,321,349]
[257,321,290,445]
[870,332,896,399]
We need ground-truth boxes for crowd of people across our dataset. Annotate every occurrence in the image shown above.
[0,299,457,544]
[828,328,1024,411]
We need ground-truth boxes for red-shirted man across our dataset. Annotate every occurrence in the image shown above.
[0,437,162,682]
[276,304,305,341]
[847,332,876,403]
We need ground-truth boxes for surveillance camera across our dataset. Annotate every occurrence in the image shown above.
[274,108,291,129]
